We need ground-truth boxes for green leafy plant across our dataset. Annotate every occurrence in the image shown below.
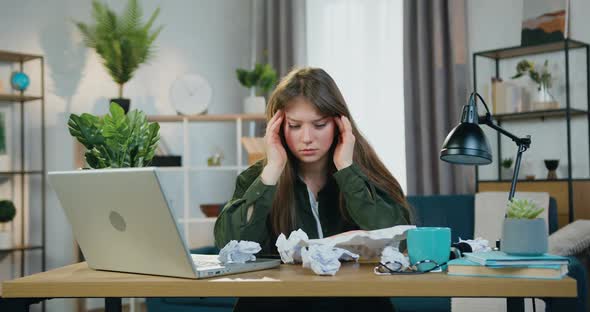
[501,157,513,169]
[506,198,544,219]
[511,59,553,89]
[236,63,278,96]
[74,0,163,98]
[0,200,16,224]
[68,103,160,168]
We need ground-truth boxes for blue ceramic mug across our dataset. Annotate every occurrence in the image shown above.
[407,227,451,272]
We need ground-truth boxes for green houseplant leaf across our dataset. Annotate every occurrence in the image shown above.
[67,113,104,149]
[68,103,160,169]
[506,198,544,219]
[501,158,513,169]
[236,63,278,95]
[511,59,552,89]
[74,0,163,98]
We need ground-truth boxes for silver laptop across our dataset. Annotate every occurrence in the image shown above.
[48,167,280,279]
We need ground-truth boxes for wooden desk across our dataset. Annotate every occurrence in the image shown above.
[0,262,578,311]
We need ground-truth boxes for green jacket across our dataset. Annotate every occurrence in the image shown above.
[214,161,410,254]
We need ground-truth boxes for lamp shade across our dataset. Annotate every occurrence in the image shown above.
[440,122,492,165]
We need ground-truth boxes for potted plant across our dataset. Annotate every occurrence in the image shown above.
[0,199,16,249]
[68,103,160,168]
[512,59,556,108]
[501,157,513,180]
[501,198,547,256]
[74,0,163,113]
[236,63,277,114]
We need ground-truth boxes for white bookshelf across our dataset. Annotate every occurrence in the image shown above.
[147,114,265,248]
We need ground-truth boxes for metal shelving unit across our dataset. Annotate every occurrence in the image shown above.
[0,50,45,287]
[473,39,590,227]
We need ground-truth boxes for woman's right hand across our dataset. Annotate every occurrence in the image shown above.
[261,110,287,185]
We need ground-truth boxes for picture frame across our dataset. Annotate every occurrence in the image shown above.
[521,0,569,46]
[0,104,13,172]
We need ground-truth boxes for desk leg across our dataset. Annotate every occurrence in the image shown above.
[105,297,122,312]
[507,298,525,312]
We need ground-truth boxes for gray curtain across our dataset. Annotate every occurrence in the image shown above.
[251,0,306,136]
[403,0,474,196]
[256,0,307,77]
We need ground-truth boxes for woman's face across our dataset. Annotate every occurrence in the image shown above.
[283,96,336,165]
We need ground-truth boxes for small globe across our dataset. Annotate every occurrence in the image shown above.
[11,71,30,91]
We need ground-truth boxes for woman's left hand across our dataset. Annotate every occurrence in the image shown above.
[333,115,355,170]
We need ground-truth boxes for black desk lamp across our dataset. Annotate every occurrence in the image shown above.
[440,92,531,201]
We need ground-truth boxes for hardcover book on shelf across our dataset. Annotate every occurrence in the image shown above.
[448,258,568,280]
[463,251,569,267]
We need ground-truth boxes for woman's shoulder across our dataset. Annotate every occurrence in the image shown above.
[236,159,265,185]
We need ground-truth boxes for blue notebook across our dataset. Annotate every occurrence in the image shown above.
[463,251,569,267]
[448,258,568,280]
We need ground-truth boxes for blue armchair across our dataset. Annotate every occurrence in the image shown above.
[146,194,588,312]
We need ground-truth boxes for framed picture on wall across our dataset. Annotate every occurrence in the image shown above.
[0,104,13,172]
[521,0,569,46]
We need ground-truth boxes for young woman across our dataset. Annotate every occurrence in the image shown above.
[214,67,412,311]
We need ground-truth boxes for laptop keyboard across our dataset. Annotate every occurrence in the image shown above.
[191,254,223,267]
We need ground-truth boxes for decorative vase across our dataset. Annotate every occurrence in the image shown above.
[243,96,266,114]
[544,159,559,180]
[0,230,12,249]
[200,203,223,217]
[110,98,130,114]
[501,218,548,256]
[532,84,558,110]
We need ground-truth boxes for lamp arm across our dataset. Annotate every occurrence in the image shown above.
[508,144,528,201]
[479,114,531,147]
[479,112,531,202]
[472,92,531,147]
[481,115,530,200]
[471,92,532,201]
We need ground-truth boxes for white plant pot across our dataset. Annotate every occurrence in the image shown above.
[501,167,513,180]
[0,230,13,249]
[243,96,266,114]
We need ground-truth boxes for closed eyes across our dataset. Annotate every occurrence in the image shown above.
[288,123,327,129]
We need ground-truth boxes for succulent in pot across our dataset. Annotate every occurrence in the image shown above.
[502,198,547,256]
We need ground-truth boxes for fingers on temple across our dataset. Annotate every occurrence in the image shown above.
[335,115,352,135]
[334,115,344,131]
[341,116,352,132]
[268,111,283,134]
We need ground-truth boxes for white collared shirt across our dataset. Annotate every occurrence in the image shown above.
[305,185,324,239]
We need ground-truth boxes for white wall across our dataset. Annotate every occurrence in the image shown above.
[306,0,407,192]
[468,0,590,181]
[0,1,251,311]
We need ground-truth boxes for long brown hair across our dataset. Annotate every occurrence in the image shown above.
[265,67,411,236]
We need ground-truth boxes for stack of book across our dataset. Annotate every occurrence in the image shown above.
[448,251,569,280]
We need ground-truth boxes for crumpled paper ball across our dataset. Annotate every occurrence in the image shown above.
[301,245,359,276]
[218,240,261,264]
[275,229,309,263]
